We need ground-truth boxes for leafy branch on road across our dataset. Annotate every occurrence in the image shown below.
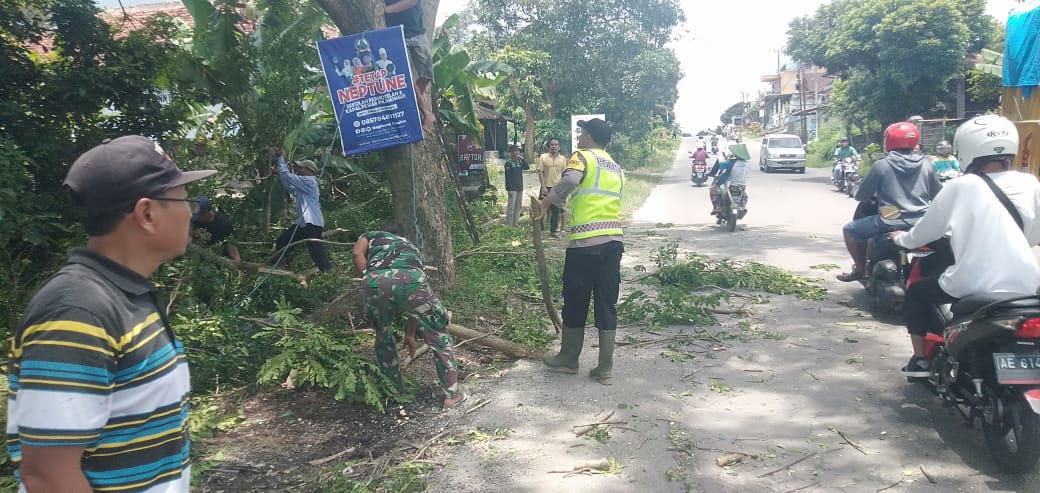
[619,244,827,328]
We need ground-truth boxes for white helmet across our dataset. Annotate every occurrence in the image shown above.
[954,114,1018,173]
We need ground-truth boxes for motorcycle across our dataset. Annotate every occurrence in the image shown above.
[833,157,859,195]
[715,184,746,232]
[938,168,962,183]
[917,292,1040,473]
[854,202,951,314]
[691,161,709,186]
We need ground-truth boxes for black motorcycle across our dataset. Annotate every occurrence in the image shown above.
[853,201,952,314]
[715,184,746,232]
[919,294,1040,473]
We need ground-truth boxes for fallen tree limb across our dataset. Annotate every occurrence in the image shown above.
[784,481,820,493]
[757,452,816,478]
[829,426,868,455]
[529,195,562,335]
[548,458,611,475]
[573,410,617,437]
[446,323,538,359]
[465,398,492,414]
[709,303,753,315]
[715,453,746,467]
[919,464,937,484]
[401,344,430,367]
[308,447,357,466]
[266,238,356,264]
[188,245,308,284]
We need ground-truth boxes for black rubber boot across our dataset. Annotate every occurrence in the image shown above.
[589,330,615,385]
[543,326,584,374]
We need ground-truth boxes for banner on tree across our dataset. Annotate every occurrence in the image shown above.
[316,26,423,156]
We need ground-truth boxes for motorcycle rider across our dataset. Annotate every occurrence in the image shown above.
[930,140,961,178]
[832,137,860,185]
[890,115,1040,377]
[692,144,709,164]
[708,143,750,216]
[837,122,941,282]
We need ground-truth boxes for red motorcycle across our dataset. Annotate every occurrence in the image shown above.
[691,160,708,186]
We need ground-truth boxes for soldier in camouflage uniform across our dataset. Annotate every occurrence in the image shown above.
[352,220,466,408]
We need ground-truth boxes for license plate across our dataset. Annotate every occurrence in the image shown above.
[458,170,469,176]
[994,353,1040,384]
[780,161,796,165]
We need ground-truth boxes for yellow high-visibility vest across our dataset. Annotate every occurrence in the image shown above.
[568,149,624,240]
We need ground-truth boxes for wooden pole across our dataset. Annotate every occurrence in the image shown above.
[529,195,563,335]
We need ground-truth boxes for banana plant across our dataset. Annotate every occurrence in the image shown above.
[974,47,1003,77]
[432,14,515,146]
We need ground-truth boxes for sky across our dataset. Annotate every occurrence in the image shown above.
[434,0,1024,133]
[94,0,1024,132]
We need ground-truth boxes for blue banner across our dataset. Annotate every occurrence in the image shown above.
[317,26,423,156]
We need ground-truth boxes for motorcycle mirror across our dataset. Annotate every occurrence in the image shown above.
[878,205,901,220]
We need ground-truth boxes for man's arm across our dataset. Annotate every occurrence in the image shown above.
[383,0,417,14]
[536,156,547,189]
[893,184,956,249]
[274,155,306,192]
[352,236,369,275]
[20,445,92,493]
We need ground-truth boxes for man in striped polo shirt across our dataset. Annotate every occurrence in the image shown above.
[7,136,215,492]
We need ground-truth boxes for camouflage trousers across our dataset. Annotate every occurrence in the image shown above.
[363,268,460,398]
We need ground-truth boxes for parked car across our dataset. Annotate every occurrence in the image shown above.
[759,134,806,173]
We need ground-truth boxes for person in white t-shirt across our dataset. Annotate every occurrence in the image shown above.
[891,115,1040,378]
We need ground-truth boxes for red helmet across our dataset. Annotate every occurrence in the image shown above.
[884,122,920,152]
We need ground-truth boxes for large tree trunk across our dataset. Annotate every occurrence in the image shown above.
[510,80,538,163]
[316,0,456,288]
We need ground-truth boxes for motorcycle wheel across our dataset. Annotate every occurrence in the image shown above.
[982,395,1040,473]
[726,212,737,232]
[847,181,856,198]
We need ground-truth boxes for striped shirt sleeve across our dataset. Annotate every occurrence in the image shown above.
[10,306,116,446]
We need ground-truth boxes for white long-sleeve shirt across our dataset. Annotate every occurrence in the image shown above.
[277,156,325,227]
[894,171,1040,297]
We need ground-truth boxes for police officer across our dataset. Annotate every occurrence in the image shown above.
[534,118,624,385]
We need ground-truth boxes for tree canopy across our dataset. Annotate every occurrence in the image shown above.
[465,0,684,144]
[786,0,993,124]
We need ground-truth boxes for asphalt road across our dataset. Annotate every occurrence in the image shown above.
[632,137,854,275]
[431,138,1040,492]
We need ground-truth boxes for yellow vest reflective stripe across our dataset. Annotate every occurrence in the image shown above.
[569,149,624,240]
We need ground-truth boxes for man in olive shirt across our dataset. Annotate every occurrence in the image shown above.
[536,138,567,236]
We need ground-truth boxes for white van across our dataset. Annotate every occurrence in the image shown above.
[759,134,806,173]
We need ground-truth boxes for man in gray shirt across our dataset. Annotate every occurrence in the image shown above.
[837,122,941,282]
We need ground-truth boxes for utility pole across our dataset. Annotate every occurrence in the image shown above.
[798,64,808,143]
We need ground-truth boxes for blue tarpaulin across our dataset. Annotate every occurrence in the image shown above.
[1004,1,1040,99]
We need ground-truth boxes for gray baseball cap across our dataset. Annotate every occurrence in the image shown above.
[64,135,216,216]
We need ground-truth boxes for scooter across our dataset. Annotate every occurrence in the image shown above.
[715,184,746,232]
[938,168,962,183]
[917,293,1040,473]
[691,160,709,186]
[833,157,859,195]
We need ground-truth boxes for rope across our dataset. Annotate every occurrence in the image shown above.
[410,144,423,248]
